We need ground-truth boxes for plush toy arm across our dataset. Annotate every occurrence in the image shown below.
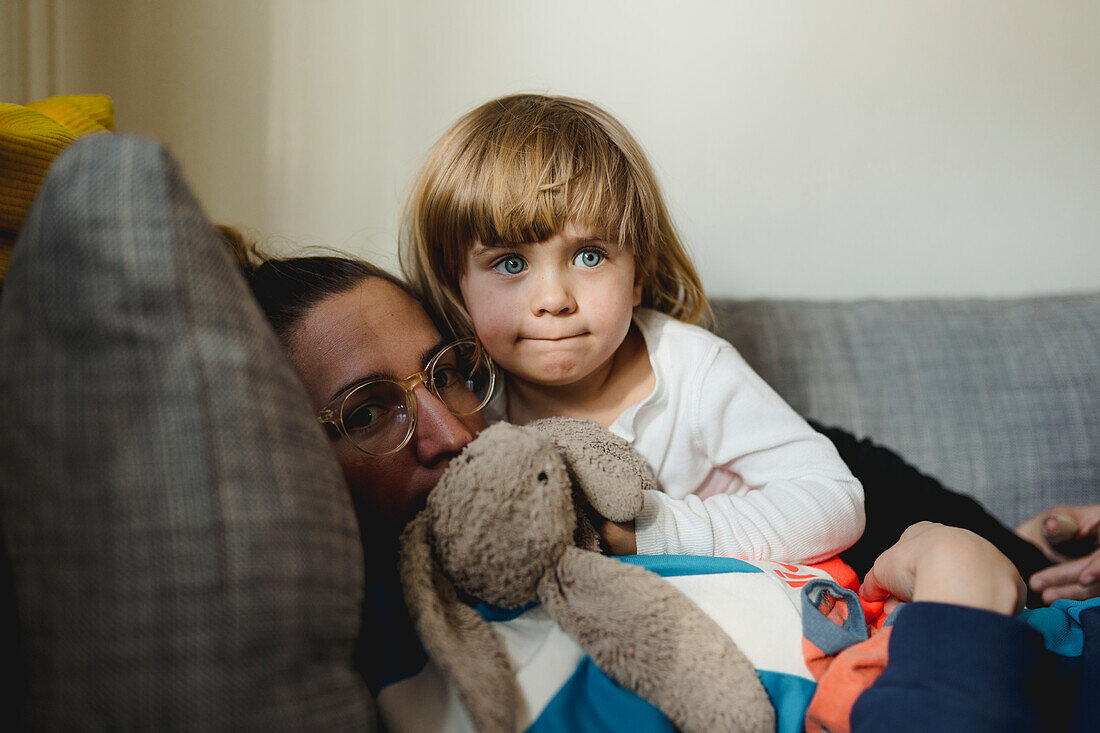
[538,547,776,733]
[527,417,652,522]
[398,514,518,733]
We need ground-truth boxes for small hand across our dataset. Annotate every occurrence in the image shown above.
[599,519,637,555]
[860,521,1025,616]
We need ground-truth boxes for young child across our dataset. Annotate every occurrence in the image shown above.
[400,93,864,563]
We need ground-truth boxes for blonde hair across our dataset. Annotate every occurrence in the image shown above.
[400,93,709,340]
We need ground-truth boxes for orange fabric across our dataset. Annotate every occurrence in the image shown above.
[804,628,893,733]
[801,556,894,733]
[811,556,888,629]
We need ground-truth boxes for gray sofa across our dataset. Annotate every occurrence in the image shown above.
[1,134,1097,729]
[714,295,1100,528]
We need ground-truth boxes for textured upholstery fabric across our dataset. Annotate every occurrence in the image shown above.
[0,135,373,730]
[713,296,1100,527]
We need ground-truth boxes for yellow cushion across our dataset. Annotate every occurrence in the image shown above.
[1,94,114,279]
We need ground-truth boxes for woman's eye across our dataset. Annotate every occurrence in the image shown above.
[344,403,387,432]
[574,250,604,268]
[432,366,467,392]
[493,256,526,275]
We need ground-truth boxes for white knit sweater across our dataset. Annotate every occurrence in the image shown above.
[611,309,864,562]
[486,308,865,563]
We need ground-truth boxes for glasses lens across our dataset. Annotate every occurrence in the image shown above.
[429,341,495,415]
[339,379,412,455]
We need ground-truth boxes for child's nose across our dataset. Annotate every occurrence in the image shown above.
[531,271,576,316]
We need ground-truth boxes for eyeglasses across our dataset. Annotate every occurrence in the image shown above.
[316,338,496,456]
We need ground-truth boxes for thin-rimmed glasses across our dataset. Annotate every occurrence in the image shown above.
[317,338,496,456]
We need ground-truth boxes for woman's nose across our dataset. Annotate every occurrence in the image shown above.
[410,385,477,466]
[530,270,576,316]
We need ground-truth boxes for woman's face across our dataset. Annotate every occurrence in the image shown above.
[288,277,486,531]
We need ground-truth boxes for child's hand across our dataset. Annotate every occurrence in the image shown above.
[860,521,1025,616]
[599,519,637,555]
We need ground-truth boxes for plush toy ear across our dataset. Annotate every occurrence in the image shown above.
[527,418,653,522]
[538,547,776,733]
[398,514,518,733]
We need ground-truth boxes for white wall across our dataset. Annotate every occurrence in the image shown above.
[10,0,1100,298]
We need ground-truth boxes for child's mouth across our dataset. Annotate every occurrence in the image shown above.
[522,332,586,342]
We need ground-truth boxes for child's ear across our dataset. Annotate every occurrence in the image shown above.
[632,268,644,306]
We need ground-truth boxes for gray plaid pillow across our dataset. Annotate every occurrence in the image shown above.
[0,135,373,730]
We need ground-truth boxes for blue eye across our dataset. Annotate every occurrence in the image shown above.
[574,249,604,268]
[493,256,526,275]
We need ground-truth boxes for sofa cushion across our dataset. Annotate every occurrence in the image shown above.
[713,296,1100,527]
[0,135,373,729]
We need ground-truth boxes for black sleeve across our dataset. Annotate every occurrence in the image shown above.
[813,421,1052,601]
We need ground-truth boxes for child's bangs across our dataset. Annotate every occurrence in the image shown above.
[457,119,636,251]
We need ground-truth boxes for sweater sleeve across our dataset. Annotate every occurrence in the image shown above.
[851,602,1048,732]
[634,343,865,562]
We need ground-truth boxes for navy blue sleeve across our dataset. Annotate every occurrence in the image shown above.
[851,602,1050,732]
[1071,605,1100,732]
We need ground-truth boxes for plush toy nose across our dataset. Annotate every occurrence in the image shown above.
[427,423,576,609]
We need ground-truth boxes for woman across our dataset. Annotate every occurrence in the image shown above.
[227,235,1098,604]
[228,245,481,578]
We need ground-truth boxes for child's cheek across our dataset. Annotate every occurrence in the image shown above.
[474,313,514,351]
[464,299,511,352]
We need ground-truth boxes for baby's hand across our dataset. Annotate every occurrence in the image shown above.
[599,519,637,555]
[860,522,1025,616]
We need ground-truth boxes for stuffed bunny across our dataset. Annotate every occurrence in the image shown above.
[399,417,776,733]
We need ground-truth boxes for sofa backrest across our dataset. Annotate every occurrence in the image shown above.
[713,295,1100,527]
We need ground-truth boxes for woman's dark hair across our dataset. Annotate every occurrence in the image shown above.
[217,224,414,342]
